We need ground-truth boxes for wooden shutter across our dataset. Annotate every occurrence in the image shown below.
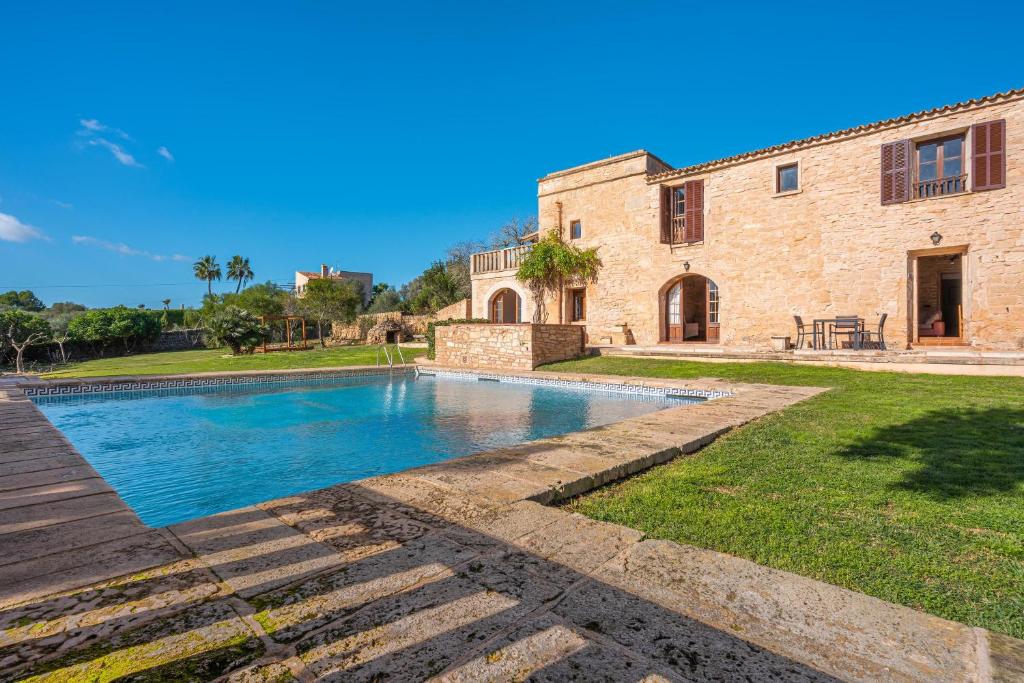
[972,119,1006,191]
[880,140,911,205]
[684,179,704,242]
[659,186,672,243]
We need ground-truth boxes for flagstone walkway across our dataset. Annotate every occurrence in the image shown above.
[1,369,1021,681]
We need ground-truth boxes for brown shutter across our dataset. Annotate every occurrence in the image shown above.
[659,186,671,243]
[972,119,1006,191]
[684,179,704,242]
[880,140,911,205]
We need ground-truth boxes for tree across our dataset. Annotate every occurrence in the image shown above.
[47,302,87,315]
[516,232,600,323]
[298,278,361,347]
[0,309,51,374]
[162,298,171,309]
[193,255,222,296]
[42,309,85,364]
[227,255,255,293]
[205,306,265,355]
[367,286,403,313]
[230,281,288,317]
[490,215,538,249]
[0,290,45,312]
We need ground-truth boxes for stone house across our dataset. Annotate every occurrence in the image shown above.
[295,265,373,305]
[470,88,1024,351]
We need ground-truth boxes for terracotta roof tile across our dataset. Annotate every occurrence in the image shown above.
[647,87,1024,182]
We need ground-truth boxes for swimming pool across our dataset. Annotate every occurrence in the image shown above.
[32,372,702,527]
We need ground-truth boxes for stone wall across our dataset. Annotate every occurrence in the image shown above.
[329,311,432,343]
[434,323,584,371]
[151,329,206,352]
[435,298,472,321]
[473,93,1024,350]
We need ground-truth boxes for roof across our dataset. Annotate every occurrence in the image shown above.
[648,87,1024,182]
[539,149,672,182]
[297,270,372,279]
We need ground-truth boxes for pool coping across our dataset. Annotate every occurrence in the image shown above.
[3,366,1020,680]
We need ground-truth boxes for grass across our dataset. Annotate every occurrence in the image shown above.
[542,356,1024,638]
[39,344,422,379]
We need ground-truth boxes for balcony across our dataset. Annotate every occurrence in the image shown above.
[471,244,532,275]
[914,174,968,199]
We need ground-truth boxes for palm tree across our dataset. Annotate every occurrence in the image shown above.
[227,255,255,293]
[193,255,222,297]
[162,298,171,309]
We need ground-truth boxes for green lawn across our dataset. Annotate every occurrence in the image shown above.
[543,356,1024,639]
[40,345,422,379]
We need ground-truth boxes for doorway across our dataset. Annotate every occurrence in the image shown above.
[489,289,521,323]
[662,274,720,343]
[913,249,965,345]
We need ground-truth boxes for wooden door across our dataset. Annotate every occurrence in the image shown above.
[666,282,682,341]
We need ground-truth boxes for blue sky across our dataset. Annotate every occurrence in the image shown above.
[2,1,1021,308]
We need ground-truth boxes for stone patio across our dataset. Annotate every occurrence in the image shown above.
[1,367,1022,681]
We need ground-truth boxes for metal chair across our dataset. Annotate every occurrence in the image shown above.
[793,315,820,350]
[829,316,861,349]
[860,313,888,350]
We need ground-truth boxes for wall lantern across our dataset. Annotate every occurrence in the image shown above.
[683,261,691,272]
[930,231,943,246]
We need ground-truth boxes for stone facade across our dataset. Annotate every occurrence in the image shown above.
[435,323,584,370]
[471,89,1024,350]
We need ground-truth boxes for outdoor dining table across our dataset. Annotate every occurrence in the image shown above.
[812,318,865,350]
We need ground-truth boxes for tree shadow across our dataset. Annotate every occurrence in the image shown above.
[838,407,1024,499]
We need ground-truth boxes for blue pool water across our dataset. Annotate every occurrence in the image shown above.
[33,374,697,527]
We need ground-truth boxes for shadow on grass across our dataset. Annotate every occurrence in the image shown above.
[839,408,1024,499]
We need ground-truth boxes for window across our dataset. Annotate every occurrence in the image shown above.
[569,220,582,240]
[915,134,965,198]
[660,179,704,244]
[776,163,799,193]
[570,289,586,322]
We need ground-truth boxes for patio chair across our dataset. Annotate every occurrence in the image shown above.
[793,315,820,349]
[860,313,888,350]
[828,316,861,350]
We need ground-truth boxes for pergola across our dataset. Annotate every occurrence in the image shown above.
[258,315,309,353]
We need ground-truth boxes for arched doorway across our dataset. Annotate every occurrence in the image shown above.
[489,288,522,323]
[662,275,720,343]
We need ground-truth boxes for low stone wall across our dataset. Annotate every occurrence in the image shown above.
[151,328,206,352]
[330,312,433,343]
[434,323,584,371]
[435,298,472,321]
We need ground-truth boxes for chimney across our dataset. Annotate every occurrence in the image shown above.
[321,264,329,278]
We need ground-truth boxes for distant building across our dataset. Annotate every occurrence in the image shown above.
[295,264,373,305]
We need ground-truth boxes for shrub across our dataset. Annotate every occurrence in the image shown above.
[205,305,265,355]
[425,318,488,359]
[67,306,161,355]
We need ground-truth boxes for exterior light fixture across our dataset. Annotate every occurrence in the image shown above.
[930,232,943,246]
[683,261,691,272]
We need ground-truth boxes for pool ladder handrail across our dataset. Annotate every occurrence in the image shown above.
[376,344,406,368]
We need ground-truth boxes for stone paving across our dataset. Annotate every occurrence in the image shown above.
[1,368,1022,681]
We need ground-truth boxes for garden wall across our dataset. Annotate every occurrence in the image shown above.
[434,323,584,371]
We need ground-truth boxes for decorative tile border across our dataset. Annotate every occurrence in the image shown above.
[420,369,732,400]
[25,367,415,400]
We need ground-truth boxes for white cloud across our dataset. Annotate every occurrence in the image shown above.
[50,199,73,210]
[157,146,174,162]
[0,213,48,243]
[78,118,131,140]
[72,235,187,262]
[88,138,144,168]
